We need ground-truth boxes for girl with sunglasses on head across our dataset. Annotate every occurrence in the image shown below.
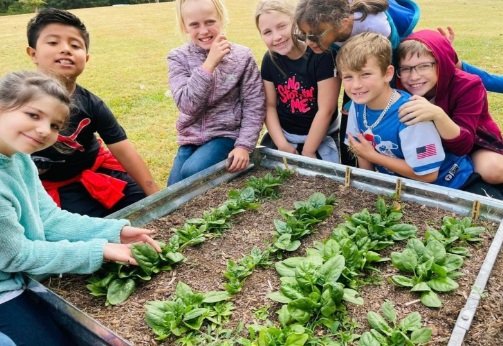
[255,0,340,163]
[0,71,160,345]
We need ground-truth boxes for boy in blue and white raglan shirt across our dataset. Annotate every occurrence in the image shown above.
[337,32,474,190]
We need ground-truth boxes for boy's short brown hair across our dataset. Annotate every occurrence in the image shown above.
[27,8,90,51]
[397,39,434,62]
[336,32,391,74]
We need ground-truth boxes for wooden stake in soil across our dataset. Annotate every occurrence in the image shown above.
[394,178,403,200]
[344,166,351,188]
[471,200,481,221]
[282,157,289,171]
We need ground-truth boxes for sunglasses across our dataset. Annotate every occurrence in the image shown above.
[294,28,331,45]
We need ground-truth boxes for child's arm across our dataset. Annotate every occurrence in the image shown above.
[107,140,160,195]
[399,95,460,139]
[263,80,297,154]
[302,76,340,157]
[168,35,230,117]
[233,52,266,155]
[348,133,439,182]
[398,79,485,156]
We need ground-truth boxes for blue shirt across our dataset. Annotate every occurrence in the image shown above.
[345,89,473,188]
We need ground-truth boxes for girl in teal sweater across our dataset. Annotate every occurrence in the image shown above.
[0,71,160,344]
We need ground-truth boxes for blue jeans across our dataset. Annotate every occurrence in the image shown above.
[167,137,235,186]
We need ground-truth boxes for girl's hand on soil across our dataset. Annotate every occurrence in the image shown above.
[203,34,231,72]
[226,147,249,172]
[120,226,161,252]
[103,243,137,265]
[348,133,377,162]
[398,95,445,125]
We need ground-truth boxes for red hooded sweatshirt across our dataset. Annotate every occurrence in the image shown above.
[402,30,503,156]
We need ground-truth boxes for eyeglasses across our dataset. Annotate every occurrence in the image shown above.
[294,28,331,45]
[397,62,436,78]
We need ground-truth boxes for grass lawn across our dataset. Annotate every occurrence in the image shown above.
[0,0,501,186]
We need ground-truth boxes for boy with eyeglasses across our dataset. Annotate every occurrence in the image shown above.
[339,32,503,199]
[397,29,503,186]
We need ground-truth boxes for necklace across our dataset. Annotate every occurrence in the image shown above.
[362,90,397,130]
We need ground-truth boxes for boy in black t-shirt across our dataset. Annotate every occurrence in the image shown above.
[26,8,159,217]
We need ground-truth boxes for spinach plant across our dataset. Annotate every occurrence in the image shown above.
[391,238,464,307]
[273,192,335,252]
[359,300,432,346]
[333,197,417,251]
[145,282,232,342]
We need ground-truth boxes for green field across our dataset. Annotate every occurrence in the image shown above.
[0,0,501,185]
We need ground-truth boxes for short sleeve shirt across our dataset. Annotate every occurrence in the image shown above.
[34,85,127,181]
[261,47,336,135]
[345,89,473,188]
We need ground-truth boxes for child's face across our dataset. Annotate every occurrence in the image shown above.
[339,57,394,109]
[181,0,223,50]
[297,20,351,54]
[26,23,89,82]
[258,11,296,58]
[0,95,68,157]
[398,53,438,98]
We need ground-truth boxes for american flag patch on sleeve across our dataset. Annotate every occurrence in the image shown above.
[416,144,437,159]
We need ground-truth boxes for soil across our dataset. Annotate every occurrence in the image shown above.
[44,168,501,345]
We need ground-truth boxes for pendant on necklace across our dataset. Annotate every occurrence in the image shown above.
[363,128,374,143]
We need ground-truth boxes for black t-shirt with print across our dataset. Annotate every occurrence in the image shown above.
[261,47,336,135]
[34,85,127,181]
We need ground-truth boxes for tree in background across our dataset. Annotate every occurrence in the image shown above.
[0,0,171,14]
[19,0,45,12]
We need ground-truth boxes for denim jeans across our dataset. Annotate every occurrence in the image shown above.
[167,137,235,186]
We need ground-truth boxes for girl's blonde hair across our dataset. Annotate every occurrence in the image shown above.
[254,0,297,30]
[295,0,388,29]
[0,71,70,115]
[176,0,229,35]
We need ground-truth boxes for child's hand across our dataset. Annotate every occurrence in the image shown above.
[103,243,137,265]
[277,143,298,155]
[120,226,161,252]
[203,34,231,72]
[226,147,249,173]
[348,133,376,162]
[398,95,445,125]
[437,26,455,44]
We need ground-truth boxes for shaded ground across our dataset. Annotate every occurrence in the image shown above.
[44,169,501,345]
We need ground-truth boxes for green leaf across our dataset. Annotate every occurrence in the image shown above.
[285,333,309,346]
[107,278,136,305]
[268,291,292,304]
[202,291,230,303]
[411,282,431,292]
[391,275,414,287]
[319,255,345,284]
[427,277,459,292]
[421,291,442,308]
[391,249,417,272]
[359,332,381,346]
[278,305,291,327]
[399,311,421,331]
[343,288,363,305]
[367,311,392,336]
[390,224,417,240]
[410,328,432,344]
[381,300,397,324]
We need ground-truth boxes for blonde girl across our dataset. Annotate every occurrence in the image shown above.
[255,0,340,162]
[167,0,265,185]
